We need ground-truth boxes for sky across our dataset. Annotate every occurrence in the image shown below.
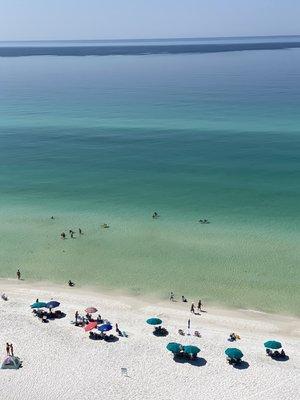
[0,0,299,41]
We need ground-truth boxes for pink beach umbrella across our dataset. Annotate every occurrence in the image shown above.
[84,321,97,332]
[85,307,98,314]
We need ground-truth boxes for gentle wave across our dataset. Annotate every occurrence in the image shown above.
[1,41,300,57]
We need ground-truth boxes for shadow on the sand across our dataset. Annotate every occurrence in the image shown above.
[153,329,169,337]
[271,355,289,362]
[104,336,119,343]
[48,312,67,320]
[233,361,249,370]
[173,356,207,367]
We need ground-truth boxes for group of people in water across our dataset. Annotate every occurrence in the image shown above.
[61,228,83,240]
[56,211,210,242]
[153,211,210,224]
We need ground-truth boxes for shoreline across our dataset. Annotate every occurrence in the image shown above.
[1,277,299,338]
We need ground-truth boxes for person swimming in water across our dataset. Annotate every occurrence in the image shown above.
[68,280,75,287]
[152,212,159,219]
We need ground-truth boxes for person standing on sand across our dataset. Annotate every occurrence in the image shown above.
[197,299,202,312]
[6,343,10,356]
[10,344,14,356]
[190,303,195,313]
[75,311,79,324]
[17,269,21,280]
[188,319,191,329]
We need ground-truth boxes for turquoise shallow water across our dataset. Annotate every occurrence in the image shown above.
[0,40,299,314]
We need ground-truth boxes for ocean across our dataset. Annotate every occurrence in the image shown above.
[0,37,299,314]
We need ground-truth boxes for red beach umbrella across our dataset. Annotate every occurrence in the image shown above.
[85,307,98,314]
[84,321,97,332]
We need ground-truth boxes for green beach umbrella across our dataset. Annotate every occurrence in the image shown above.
[146,318,162,325]
[183,345,201,355]
[264,340,282,349]
[166,342,182,353]
[31,302,47,309]
[225,348,243,359]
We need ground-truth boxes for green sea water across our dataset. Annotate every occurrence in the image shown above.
[0,40,299,315]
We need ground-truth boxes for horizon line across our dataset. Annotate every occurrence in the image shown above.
[1,33,300,43]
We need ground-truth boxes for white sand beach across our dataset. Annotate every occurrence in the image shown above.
[0,279,299,400]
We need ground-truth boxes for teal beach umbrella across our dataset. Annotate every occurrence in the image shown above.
[166,342,182,353]
[225,348,243,359]
[183,345,200,355]
[146,318,162,325]
[31,302,47,309]
[264,341,282,349]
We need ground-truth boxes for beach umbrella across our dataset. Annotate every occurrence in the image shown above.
[98,324,112,332]
[85,307,98,314]
[264,340,282,349]
[225,348,243,359]
[146,318,162,326]
[84,321,97,332]
[183,345,201,355]
[31,302,47,309]
[46,301,60,309]
[166,342,182,353]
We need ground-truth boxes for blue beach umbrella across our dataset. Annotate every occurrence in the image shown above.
[264,340,282,349]
[166,342,182,353]
[225,348,243,359]
[31,302,47,309]
[146,318,162,326]
[46,301,60,309]
[98,324,112,332]
[183,345,201,355]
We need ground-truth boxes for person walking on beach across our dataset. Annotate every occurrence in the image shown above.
[190,303,195,313]
[6,343,10,356]
[197,299,202,312]
[170,292,174,301]
[17,269,21,280]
